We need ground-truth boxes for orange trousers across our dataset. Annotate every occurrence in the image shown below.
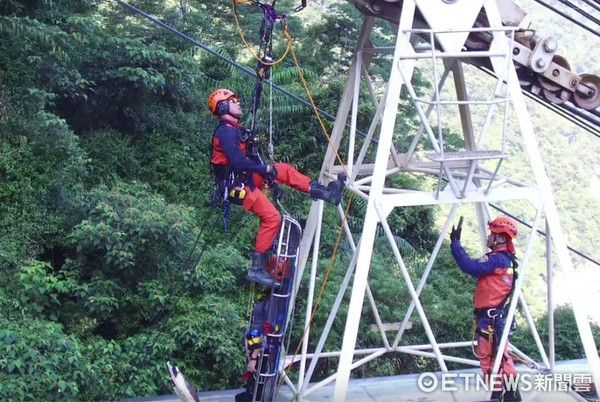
[241,163,311,253]
[476,316,517,390]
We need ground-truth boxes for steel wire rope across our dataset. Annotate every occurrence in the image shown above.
[111,0,354,130]
[558,0,600,25]
[555,0,600,27]
[524,91,600,138]
[563,101,600,127]
[581,0,600,13]
[490,204,600,267]
[473,64,600,138]
[533,0,600,37]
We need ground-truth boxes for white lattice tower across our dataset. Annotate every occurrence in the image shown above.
[283,1,600,400]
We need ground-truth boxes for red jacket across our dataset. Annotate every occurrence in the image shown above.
[451,241,515,309]
[211,120,267,176]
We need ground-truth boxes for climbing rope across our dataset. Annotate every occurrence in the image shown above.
[232,0,293,67]
[247,282,257,323]
[234,0,358,391]
[260,24,369,394]
[281,193,354,387]
[268,78,274,161]
[232,0,292,133]
[283,26,348,170]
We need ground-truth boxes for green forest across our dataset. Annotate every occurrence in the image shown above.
[0,0,599,400]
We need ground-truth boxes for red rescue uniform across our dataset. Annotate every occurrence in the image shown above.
[451,241,517,388]
[211,121,311,253]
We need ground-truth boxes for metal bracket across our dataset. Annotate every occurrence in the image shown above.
[528,36,557,73]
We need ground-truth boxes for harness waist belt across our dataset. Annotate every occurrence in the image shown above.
[212,163,249,183]
[212,163,231,181]
[474,307,506,319]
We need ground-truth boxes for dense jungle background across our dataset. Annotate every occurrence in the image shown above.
[1,0,599,399]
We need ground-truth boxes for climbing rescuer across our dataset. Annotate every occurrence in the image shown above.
[208,88,346,287]
[450,215,522,402]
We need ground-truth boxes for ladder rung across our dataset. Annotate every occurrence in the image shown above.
[275,253,296,258]
[426,150,507,162]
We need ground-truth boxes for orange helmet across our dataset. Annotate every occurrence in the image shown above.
[207,88,236,115]
[488,215,518,239]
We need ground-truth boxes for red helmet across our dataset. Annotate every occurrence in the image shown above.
[207,88,236,115]
[488,216,518,239]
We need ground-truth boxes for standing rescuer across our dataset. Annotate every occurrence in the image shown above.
[450,215,522,402]
[208,88,346,287]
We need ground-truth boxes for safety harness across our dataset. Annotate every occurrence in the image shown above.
[209,122,256,231]
[473,251,519,358]
[210,0,292,229]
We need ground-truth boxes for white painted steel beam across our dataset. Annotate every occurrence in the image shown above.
[286,0,600,400]
[333,2,418,399]
[486,1,600,388]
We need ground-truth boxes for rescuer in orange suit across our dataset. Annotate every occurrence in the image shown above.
[208,88,345,287]
[450,216,522,401]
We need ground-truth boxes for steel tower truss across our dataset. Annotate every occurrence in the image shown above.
[278,1,600,400]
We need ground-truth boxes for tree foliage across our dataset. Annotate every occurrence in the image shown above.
[0,0,596,400]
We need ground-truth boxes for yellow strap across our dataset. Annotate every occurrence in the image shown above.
[229,187,246,200]
[247,336,261,346]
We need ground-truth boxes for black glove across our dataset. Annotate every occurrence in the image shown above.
[450,225,462,242]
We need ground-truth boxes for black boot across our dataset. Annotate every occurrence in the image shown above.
[246,252,280,287]
[490,389,504,401]
[503,388,521,401]
[235,390,253,402]
[309,174,346,205]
